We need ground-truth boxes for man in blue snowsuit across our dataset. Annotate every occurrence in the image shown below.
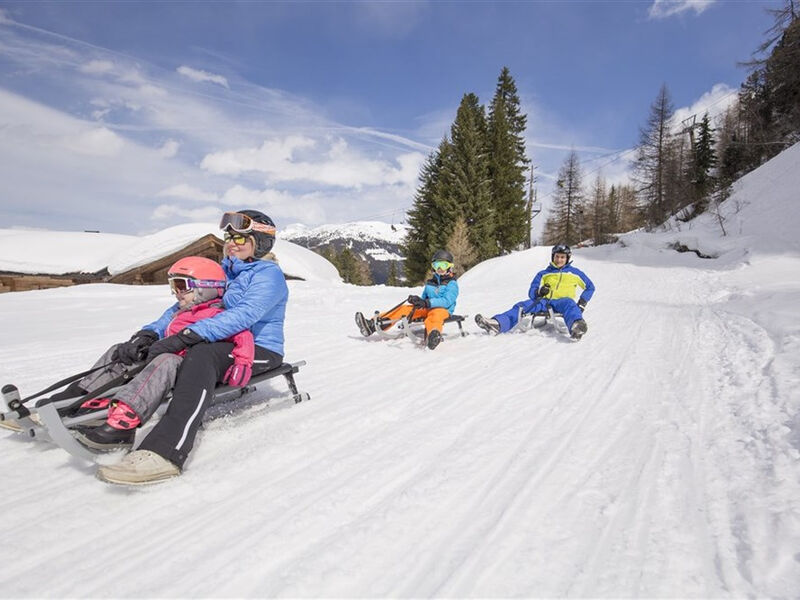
[475,243,595,340]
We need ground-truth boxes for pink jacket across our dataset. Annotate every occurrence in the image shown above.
[167,300,254,366]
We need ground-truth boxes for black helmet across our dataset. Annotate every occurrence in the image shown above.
[220,209,276,258]
[551,243,571,263]
[431,249,454,263]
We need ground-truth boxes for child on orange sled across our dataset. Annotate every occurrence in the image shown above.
[355,250,459,350]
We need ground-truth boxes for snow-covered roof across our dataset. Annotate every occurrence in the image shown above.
[0,223,341,283]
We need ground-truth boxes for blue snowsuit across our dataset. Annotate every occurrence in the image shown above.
[493,261,595,333]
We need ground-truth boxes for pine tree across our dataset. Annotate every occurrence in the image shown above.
[445,216,479,274]
[487,67,529,254]
[616,184,644,232]
[402,141,450,284]
[543,151,584,246]
[444,93,494,260]
[387,261,400,286]
[690,113,717,212]
[585,174,611,245]
[634,84,675,228]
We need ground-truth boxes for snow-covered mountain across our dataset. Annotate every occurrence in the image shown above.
[1,143,799,597]
[281,221,408,284]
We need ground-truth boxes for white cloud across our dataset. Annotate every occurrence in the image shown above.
[151,204,223,222]
[158,139,180,158]
[0,8,13,24]
[648,0,716,19]
[671,83,737,130]
[201,136,424,189]
[157,183,217,202]
[220,184,328,224]
[63,126,125,156]
[177,65,230,89]
[79,59,114,75]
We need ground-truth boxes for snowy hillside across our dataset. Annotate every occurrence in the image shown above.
[282,220,409,246]
[282,220,408,284]
[1,145,799,597]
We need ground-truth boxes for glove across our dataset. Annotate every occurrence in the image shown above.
[146,329,206,361]
[113,329,159,365]
[223,362,252,387]
[578,298,587,313]
[536,283,551,299]
[407,295,428,308]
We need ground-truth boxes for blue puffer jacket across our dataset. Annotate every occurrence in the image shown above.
[143,257,288,356]
[421,273,459,313]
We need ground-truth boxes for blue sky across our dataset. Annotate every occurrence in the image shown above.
[0,1,776,238]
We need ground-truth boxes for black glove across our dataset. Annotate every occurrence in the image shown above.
[407,295,429,309]
[578,298,587,313]
[536,283,551,299]
[146,329,206,361]
[113,329,159,365]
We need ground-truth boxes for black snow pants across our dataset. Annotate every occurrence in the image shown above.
[137,342,282,469]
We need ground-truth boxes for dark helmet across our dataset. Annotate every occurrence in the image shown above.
[551,243,571,263]
[220,209,276,258]
[431,249,454,263]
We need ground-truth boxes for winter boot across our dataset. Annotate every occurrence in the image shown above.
[475,314,501,335]
[355,312,376,337]
[74,401,140,451]
[74,424,136,451]
[426,329,442,350]
[96,450,180,486]
[570,319,588,340]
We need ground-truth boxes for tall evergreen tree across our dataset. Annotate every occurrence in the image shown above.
[402,140,449,284]
[543,150,584,245]
[690,113,717,211]
[634,84,675,227]
[445,216,479,273]
[487,67,529,253]
[443,93,494,260]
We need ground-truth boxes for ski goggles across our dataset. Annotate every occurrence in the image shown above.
[432,260,453,271]
[219,212,276,235]
[167,276,226,295]
[223,232,249,245]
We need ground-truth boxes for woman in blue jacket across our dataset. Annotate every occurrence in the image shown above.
[355,249,459,350]
[99,209,288,485]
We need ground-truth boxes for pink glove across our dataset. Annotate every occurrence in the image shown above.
[223,362,252,387]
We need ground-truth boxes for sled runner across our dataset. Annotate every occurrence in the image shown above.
[1,361,310,462]
[508,305,570,335]
[372,312,468,346]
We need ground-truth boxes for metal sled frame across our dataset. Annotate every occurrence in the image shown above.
[2,361,309,462]
[372,313,468,346]
[508,306,569,334]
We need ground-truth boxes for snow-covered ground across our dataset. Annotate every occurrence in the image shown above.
[1,145,799,597]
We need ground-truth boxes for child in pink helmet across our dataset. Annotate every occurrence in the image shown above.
[73,256,254,451]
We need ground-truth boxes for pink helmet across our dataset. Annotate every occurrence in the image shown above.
[167,257,226,305]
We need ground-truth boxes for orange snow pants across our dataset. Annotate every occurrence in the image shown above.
[380,305,450,335]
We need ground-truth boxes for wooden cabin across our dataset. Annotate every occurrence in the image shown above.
[0,233,304,293]
[109,234,224,285]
